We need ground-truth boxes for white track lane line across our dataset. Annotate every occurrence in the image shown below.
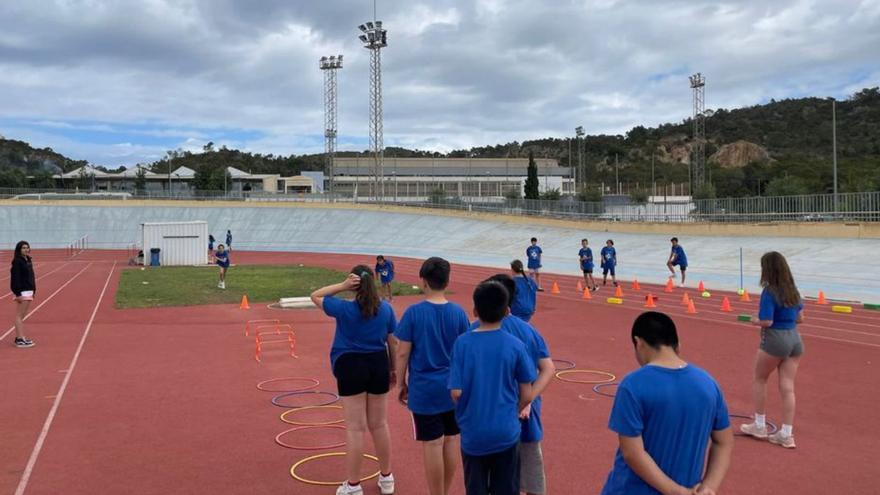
[0,263,69,301]
[14,262,116,495]
[0,263,92,342]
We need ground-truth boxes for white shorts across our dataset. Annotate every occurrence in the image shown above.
[17,290,34,301]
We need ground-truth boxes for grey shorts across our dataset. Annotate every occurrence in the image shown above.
[760,328,805,358]
[519,441,545,494]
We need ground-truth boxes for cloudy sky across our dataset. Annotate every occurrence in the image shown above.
[1,0,878,167]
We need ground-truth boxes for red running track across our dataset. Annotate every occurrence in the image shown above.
[1,250,878,494]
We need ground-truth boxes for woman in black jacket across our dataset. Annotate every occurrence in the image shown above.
[10,241,36,348]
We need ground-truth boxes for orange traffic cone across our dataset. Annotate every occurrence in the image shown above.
[577,280,584,293]
[817,291,827,305]
[582,288,592,300]
[681,292,690,305]
[240,295,250,310]
[740,289,751,302]
[645,293,657,308]
[632,279,641,291]
[615,285,624,297]
[720,297,732,312]
[687,300,697,314]
[551,282,560,294]
[664,278,674,293]
[698,280,705,292]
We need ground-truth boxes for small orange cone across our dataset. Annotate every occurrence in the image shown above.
[687,300,697,314]
[720,297,732,312]
[645,293,657,308]
[740,289,751,302]
[582,288,592,300]
[681,292,690,305]
[632,279,641,291]
[551,282,560,294]
[615,285,624,297]
[240,295,250,310]
[698,280,705,292]
[577,280,584,292]
[664,278,674,293]
[817,291,827,305]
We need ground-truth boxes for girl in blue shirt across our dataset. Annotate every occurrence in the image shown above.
[600,239,618,287]
[578,238,598,291]
[509,259,538,322]
[311,266,398,495]
[213,244,230,289]
[741,251,804,449]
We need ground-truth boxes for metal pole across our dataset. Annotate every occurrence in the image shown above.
[615,154,619,195]
[832,99,838,214]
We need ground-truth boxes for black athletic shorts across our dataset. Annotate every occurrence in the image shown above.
[333,351,390,396]
[413,410,460,441]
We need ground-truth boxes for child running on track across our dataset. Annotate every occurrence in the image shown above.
[214,244,230,289]
[600,239,618,287]
[601,312,733,495]
[509,260,538,322]
[526,238,544,291]
[10,240,36,348]
[667,237,688,287]
[311,266,398,495]
[376,255,395,302]
[394,257,470,495]
[740,251,805,449]
[449,281,536,495]
[578,239,598,291]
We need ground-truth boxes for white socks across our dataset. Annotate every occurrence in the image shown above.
[755,413,766,429]
[781,424,793,437]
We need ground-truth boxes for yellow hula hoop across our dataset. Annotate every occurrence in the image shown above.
[290,452,380,486]
[280,405,345,426]
[555,369,616,384]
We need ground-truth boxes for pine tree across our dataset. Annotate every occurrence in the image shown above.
[524,151,540,199]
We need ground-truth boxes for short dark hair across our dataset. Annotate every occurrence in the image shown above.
[671,237,679,243]
[376,255,385,261]
[473,281,509,323]
[631,312,679,350]
[530,237,538,242]
[581,238,588,243]
[607,239,614,245]
[485,274,516,307]
[420,257,451,290]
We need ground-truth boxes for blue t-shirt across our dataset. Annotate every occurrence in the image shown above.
[511,275,537,320]
[601,246,617,267]
[448,330,537,456]
[601,364,730,495]
[526,245,543,269]
[226,232,232,246]
[375,260,395,283]
[322,296,397,368]
[671,245,688,266]
[470,316,550,442]
[758,289,803,330]
[395,301,470,415]
[579,247,594,270]
[214,250,229,267]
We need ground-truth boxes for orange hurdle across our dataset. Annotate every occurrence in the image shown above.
[245,319,281,337]
[255,324,297,362]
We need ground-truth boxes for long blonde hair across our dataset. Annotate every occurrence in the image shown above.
[760,251,801,307]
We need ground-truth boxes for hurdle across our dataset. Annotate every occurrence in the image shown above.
[255,324,297,362]
[245,319,281,337]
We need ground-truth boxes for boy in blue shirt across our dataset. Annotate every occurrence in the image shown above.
[578,238,598,291]
[449,281,536,495]
[213,244,230,289]
[394,257,471,495]
[601,312,733,495]
[666,237,688,287]
[375,255,395,301]
[525,237,544,292]
[225,230,232,251]
[600,239,618,287]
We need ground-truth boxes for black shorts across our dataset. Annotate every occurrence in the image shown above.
[582,268,593,274]
[333,351,390,396]
[412,410,460,441]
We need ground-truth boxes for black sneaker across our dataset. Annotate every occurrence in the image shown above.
[537,288,545,292]
[14,337,35,348]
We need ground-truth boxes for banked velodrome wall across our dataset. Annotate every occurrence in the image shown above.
[1,202,877,302]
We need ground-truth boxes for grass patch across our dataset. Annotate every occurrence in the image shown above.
[115,264,421,309]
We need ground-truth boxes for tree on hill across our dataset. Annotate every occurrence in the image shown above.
[524,151,540,199]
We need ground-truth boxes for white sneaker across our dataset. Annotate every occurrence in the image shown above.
[378,473,395,494]
[219,282,226,289]
[336,481,364,495]
[740,422,769,439]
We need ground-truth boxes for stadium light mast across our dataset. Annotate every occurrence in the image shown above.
[689,72,707,193]
[320,54,343,197]
[575,126,585,192]
[359,5,388,201]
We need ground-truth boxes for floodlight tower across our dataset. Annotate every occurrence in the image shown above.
[575,126,585,190]
[689,72,707,191]
[359,14,388,201]
[320,55,343,196]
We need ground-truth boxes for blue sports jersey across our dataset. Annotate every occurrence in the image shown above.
[758,289,803,330]
[526,245,543,269]
[226,232,232,246]
[671,245,688,266]
[448,330,536,456]
[601,364,730,495]
[579,247,594,270]
[395,301,470,414]
[375,260,395,283]
[322,296,397,368]
[470,315,550,442]
[214,250,230,268]
[601,246,616,267]
[511,275,537,321]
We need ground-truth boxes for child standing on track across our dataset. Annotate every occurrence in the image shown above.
[740,251,805,449]
[509,260,537,322]
[311,266,398,495]
[375,255,395,302]
[10,241,36,348]
[526,238,544,291]
[449,281,536,495]
[208,235,215,264]
[225,230,232,251]
[667,237,688,287]
[601,312,733,495]
[578,239,598,291]
[394,257,470,495]
[214,244,230,289]
[600,239,618,287]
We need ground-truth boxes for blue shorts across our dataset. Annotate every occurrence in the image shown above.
[380,277,393,285]
[603,266,615,276]
[582,265,594,274]
[675,263,688,270]
[528,264,541,271]
[217,263,229,269]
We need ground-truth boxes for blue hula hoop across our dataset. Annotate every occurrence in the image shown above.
[272,390,340,409]
[730,413,779,436]
[552,359,576,371]
[593,382,619,398]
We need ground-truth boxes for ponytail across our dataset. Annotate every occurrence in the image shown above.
[352,264,381,318]
[510,259,525,276]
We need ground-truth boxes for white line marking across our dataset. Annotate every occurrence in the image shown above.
[14,262,116,495]
[0,263,69,301]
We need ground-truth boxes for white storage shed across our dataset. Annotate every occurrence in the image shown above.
[140,221,208,266]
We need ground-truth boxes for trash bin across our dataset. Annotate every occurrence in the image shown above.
[150,248,161,267]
